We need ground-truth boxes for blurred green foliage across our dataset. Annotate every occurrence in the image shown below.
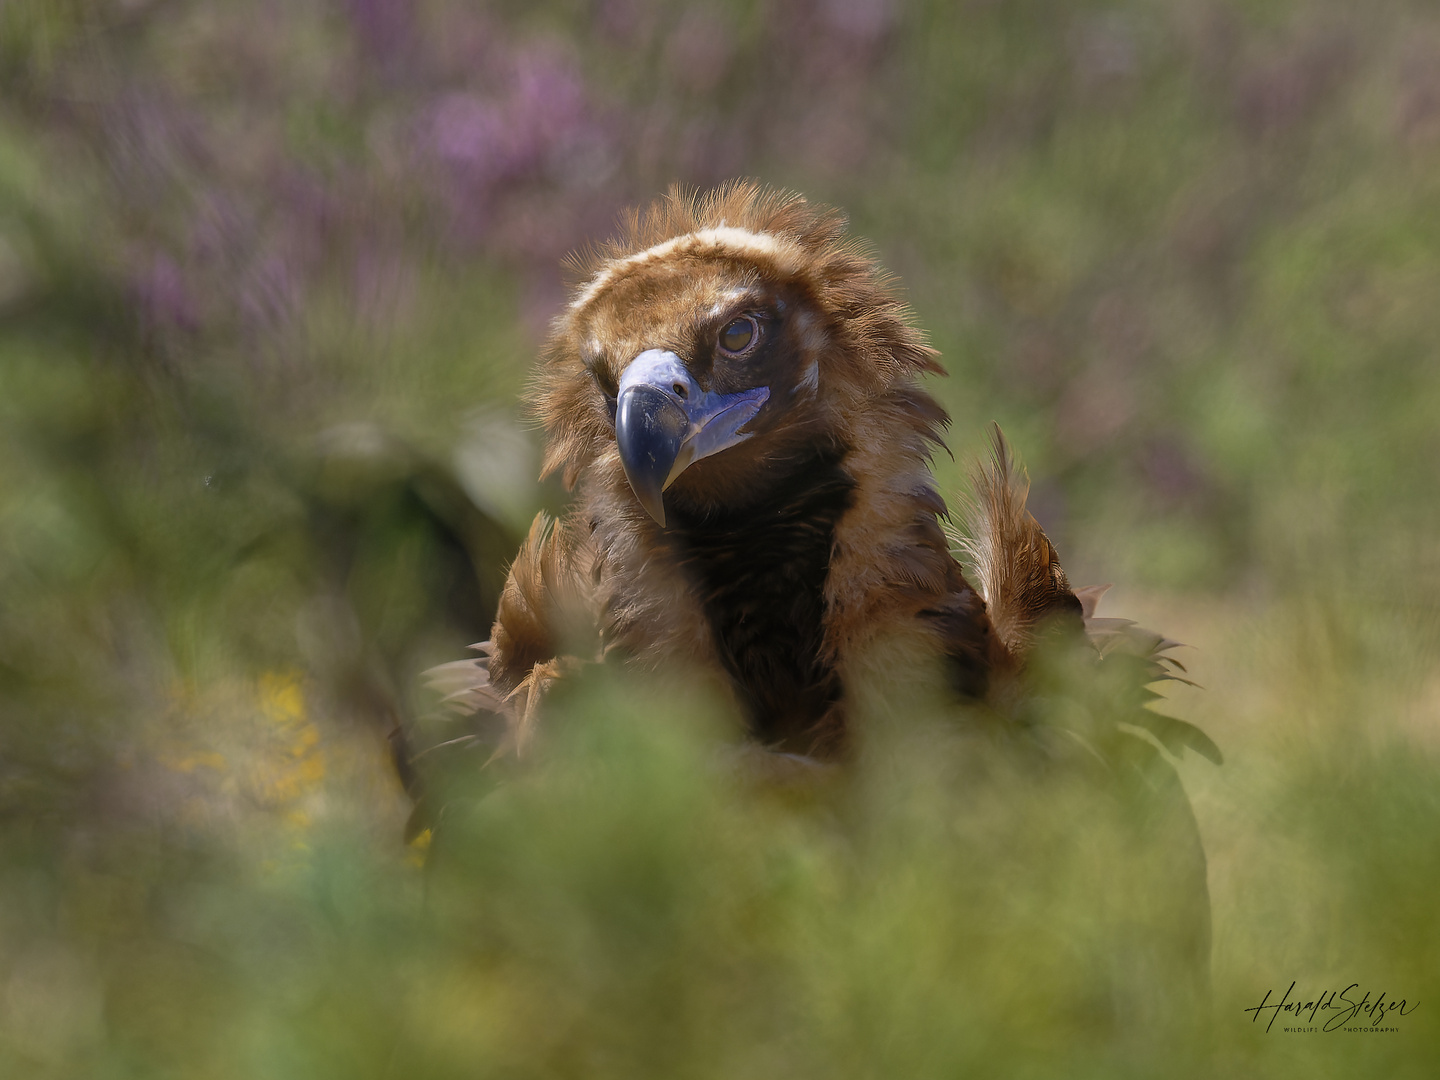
[0,0,1437,1076]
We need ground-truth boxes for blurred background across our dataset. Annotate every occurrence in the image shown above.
[1,0,1438,1076]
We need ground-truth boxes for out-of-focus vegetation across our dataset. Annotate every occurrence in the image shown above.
[1,0,1437,1076]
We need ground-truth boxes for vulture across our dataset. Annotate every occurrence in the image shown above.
[418,182,1219,1017]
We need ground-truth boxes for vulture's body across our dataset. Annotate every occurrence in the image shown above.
[419,183,1217,1020]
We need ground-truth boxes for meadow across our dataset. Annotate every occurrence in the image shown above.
[1,1,1437,1075]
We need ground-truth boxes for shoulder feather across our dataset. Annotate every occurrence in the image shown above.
[953,425,1081,662]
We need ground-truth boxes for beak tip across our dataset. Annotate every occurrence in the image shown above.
[622,463,669,527]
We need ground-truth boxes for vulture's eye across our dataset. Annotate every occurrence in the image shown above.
[718,315,759,357]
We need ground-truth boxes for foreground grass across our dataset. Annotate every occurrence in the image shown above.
[0,585,1433,1079]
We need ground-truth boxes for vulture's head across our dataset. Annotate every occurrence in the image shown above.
[532,183,943,526]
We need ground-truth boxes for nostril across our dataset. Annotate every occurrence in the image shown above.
[672,383,688,399]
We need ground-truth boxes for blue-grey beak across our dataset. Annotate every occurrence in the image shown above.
[614,350,770,527]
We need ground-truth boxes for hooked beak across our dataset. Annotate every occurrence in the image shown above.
[614,350,769,527]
